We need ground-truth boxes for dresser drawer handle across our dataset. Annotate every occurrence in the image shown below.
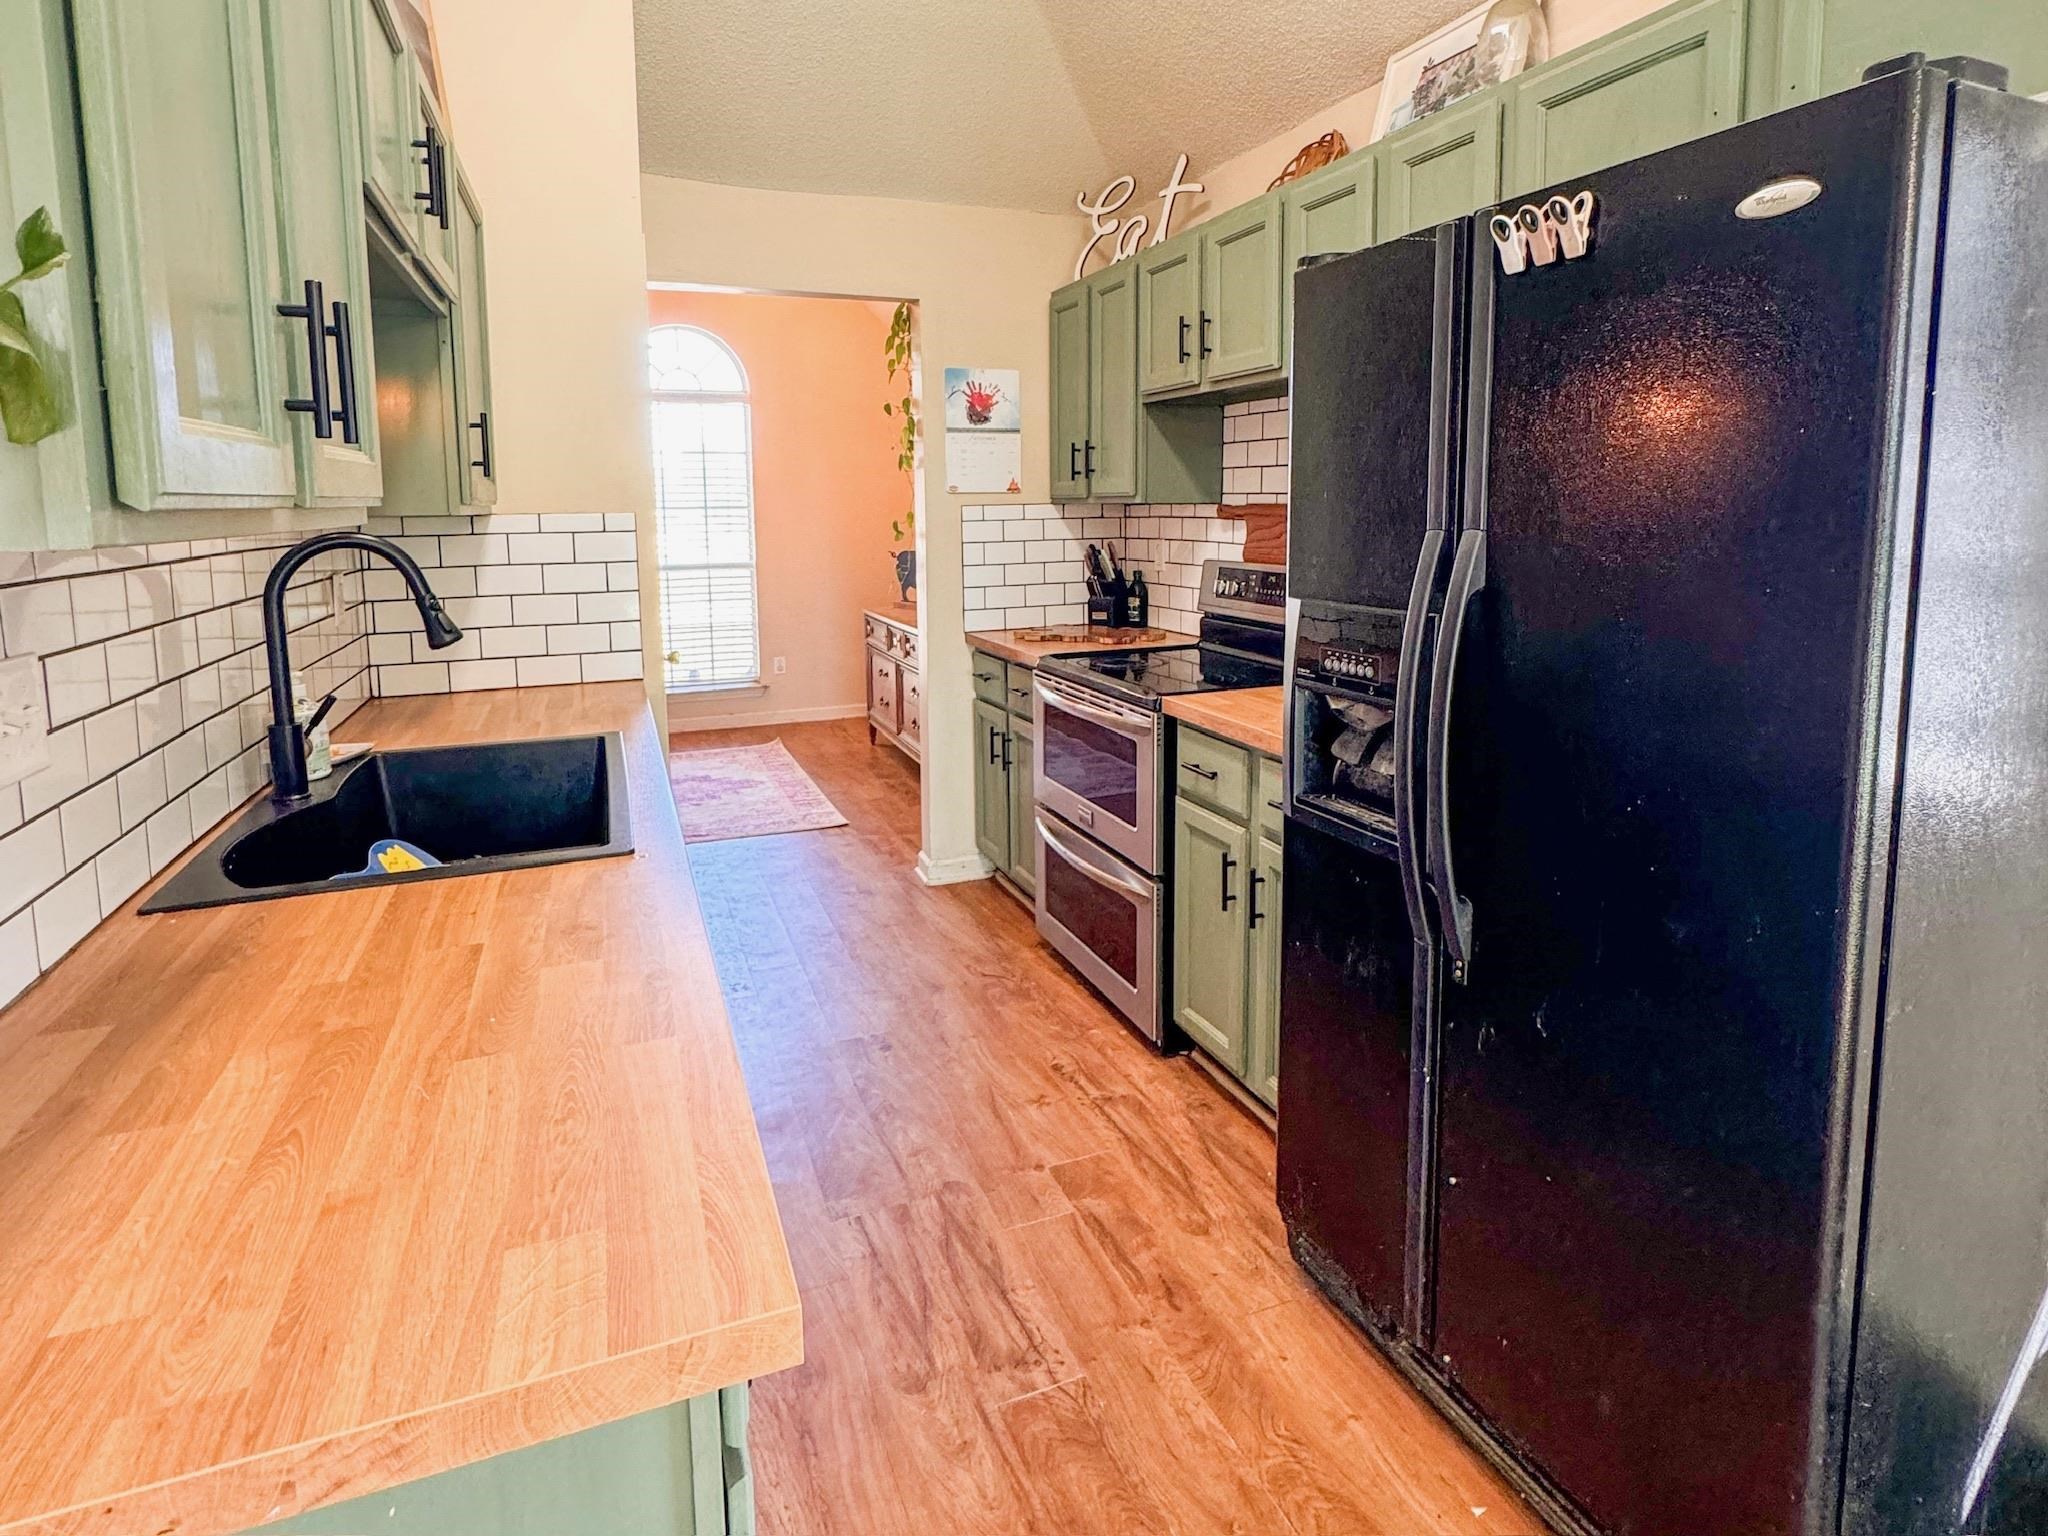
[1183,762,1218,781]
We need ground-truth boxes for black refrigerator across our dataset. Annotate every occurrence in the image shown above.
[1279,60,2048,1536]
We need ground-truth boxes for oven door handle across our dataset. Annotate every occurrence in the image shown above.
[1035,816,1155,902]
[1034,678,1153,736]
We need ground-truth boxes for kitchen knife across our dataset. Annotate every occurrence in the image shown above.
[1104,542,1126,584]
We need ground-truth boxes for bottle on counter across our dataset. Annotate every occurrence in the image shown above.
[1125,570,1150,629]
[291,671,334,782]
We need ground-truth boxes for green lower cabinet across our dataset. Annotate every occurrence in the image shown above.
[1508,0,1749,197]
[1245,831,1283,1110]
[1005,708,1037,899]
[973,694,1012,874]
[1173,795,1251,1076]
[1380,95,1505,240]
[241,1384,754,1536]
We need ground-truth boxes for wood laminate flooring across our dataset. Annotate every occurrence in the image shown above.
[678,718,1537,1536]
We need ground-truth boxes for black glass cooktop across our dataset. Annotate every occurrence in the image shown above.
[1039,644,1283,709]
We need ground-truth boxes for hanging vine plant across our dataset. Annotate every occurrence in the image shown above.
[0,207,70,446]
[881,301,918,541]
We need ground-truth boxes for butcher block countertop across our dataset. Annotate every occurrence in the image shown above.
[0,684,801,1536]
[965,626,1194,667]
[1165,686,1287,758]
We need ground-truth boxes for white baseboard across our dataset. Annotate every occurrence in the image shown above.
[917,850,994,887]
[668,702,867,732]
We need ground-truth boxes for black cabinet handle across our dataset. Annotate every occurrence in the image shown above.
[1069,441,1080,478]
[986,724,1001,765]
[1200,312,1214,358]
[469,410,493,478]
[277,278,333,440]
[1220,850,1237,912]
[411,124,449,228]
[1084,440,1096,475]
[1001,730,1012,772]
[1177,315,1190,364]
[327,298,360,446]
[1183,761,1218,780]
[1265,798,1284,812]
[1248,867,1265,929]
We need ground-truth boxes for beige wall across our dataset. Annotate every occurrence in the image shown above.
[1174,0,1672,222]
[640,177,1073,879]
[648,289,909,730]
[424,0,665,729]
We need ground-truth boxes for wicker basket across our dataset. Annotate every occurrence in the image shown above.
[1269,130,1350,190]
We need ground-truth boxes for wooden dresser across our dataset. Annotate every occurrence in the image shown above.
[863,605,921,763]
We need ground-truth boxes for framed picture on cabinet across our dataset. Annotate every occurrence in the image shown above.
[1372,2,1528,140]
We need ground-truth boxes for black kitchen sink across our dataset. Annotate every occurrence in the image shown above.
[141,733,634,913]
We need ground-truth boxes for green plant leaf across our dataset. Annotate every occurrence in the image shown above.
[0,309,33,357]
[882,401,892,415]
[0,290,61,444]
[8,207,68,290]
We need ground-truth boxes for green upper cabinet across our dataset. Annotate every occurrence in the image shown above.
[450,156,496,507]
[265,0,382,507]
[1379,95,1505,239]
[1283,153,1378,265]
[1778,0,2048,101]
[1508,0,1748,198]
[411,70,459,295]
[1173,796,1251,1075]
[1198,191,1285,386]
[1048,279,1089,500]
[1281,150,1378,349]
[71,0,300,510]
[1137,231,1201,397]
[355,0,416,238]
[1085,262,1140,500]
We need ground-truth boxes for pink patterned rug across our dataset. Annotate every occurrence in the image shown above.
[668,740,849,843]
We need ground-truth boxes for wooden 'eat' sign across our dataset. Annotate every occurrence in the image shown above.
[1074,153,1204,281]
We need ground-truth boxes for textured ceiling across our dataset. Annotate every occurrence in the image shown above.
[633,0,1478,213]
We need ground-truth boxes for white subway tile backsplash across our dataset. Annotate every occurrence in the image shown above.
[0,910,36,1009]
[579,651,642,683]
[95,825,152,912]
[542,563,609,594]
[32,866,99,970]
[370,512,641,702]
[515,656,580,687]
[513,594,578,627]
[507,532,574,564]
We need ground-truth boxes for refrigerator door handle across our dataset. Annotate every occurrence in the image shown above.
[1426,526,1485,976]
[1392,526,1445,941]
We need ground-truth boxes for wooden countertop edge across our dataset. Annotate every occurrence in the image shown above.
[11,1308,804,1536]
[964,628,1197,668]
[1163,687,1286,759]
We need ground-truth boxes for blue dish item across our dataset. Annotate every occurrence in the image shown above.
[332,838,444,881]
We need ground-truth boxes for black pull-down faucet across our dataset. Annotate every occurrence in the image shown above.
[263,532,463,803]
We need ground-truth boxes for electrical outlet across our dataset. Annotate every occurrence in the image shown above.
[0,654,50,789]
[772,657,787,675]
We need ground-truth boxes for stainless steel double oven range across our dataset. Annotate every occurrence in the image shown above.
[1030,560,1285,1043]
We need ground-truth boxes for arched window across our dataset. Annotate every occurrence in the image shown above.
[649,324,759,691]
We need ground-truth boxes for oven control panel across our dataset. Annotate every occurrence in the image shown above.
[1208,564,1286,609]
